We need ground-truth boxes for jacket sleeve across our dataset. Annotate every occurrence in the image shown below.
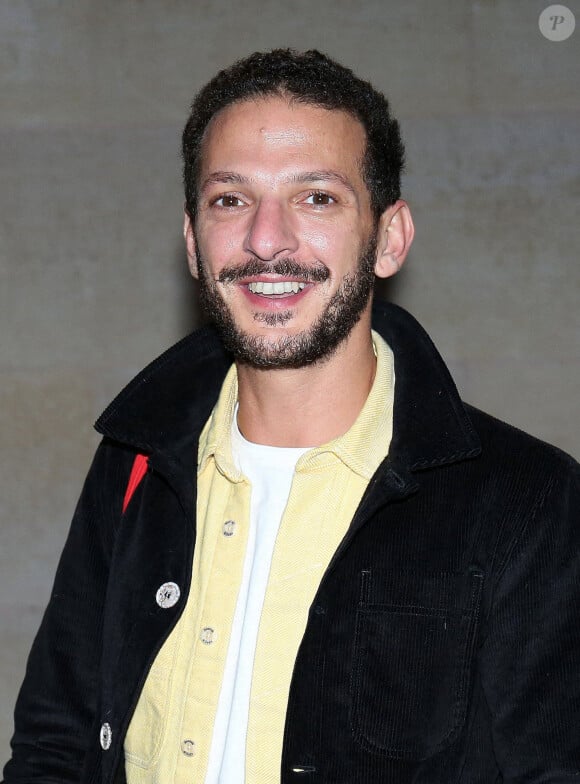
[2,439,135,784]
[479,451,580,782]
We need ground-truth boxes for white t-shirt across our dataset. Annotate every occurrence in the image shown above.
[205,409,309,783]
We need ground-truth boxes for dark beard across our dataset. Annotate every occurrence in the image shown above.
[197,237,377,369]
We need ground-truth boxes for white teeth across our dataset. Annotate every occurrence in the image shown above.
[248,281,306,295]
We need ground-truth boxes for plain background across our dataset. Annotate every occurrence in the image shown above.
[1,0,579,760]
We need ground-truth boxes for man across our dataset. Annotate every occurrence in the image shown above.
[4,49,580,784]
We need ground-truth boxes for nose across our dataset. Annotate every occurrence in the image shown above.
[243,198,299,261]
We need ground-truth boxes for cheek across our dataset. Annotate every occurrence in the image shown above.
[225,234,239,253]
[303,225,362,269]
[213,220,247,256]
[302,227,332,254]
[198,227,238,269]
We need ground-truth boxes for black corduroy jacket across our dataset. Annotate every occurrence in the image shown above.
[4,302,580,783]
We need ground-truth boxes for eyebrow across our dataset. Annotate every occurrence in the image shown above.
[290,171,357,195]
[201,169,357,196]
[201,172,247,189]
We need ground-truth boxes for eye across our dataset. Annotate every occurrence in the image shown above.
[303,191,336,206]
[212,194,245,208]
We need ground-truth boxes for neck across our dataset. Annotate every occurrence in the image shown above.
[235,315,376,447]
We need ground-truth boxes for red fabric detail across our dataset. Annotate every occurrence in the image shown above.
[122,454,149,514]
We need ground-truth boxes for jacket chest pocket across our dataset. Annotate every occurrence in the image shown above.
[350,568,483,760]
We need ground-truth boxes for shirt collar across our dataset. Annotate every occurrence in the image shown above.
[197,330,395,482]
[198,363,242,481]
[296,331,394,479]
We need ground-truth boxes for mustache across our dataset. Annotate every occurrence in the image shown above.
[216,258,330,284]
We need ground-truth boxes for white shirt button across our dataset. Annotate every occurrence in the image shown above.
[155,582,180,609]
[181,738,196,757]
[100,722,112,751]
[222,519,236,537]
[200,626,216,644]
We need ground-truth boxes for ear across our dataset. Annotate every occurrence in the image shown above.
[374,200,414,280]
[183,208,199,279]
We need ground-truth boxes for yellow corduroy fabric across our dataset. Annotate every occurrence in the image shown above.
[124,331,394,784]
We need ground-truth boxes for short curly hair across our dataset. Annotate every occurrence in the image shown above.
[182,49,404,220]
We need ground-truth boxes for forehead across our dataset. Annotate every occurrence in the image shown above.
[199,95,367,176]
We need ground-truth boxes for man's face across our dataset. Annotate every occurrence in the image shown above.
[187,95,380,368]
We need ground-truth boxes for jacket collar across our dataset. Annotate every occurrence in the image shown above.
[95,301,481,473]
[372,300,480,472]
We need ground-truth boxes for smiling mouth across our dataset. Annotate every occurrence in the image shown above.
[247,281,306,296]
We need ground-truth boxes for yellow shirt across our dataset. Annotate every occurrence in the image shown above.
[124,331,395,783]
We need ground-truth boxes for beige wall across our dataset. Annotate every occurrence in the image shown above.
[1,0,579,759]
